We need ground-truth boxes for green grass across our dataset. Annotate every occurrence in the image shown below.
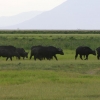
[0,33,100,50]
[0,33,100,99]
[0,60,100,100]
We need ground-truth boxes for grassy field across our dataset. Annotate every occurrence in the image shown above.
[0,60,100,100]
[0,33,100,50]
[0,32,100,100]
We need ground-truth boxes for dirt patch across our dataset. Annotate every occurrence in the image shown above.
[87,68,100,75]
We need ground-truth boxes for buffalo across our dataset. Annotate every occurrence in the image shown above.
[45,46,64,60]
[0,45,20,61]
[16,48,28,59]
[0,49,13,61]
[30,45,64,60]
[96,47,100,60]
[30,45,43,60]
[75,46,96,60]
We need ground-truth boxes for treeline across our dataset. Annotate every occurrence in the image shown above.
[0,30,100,34]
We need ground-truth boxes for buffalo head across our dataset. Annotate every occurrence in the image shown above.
[92,50,96,55]
[25,52,28,58]
[57,48,64,55]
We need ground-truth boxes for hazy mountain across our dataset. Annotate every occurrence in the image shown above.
[0,11,43,27]
[1,0,100,30]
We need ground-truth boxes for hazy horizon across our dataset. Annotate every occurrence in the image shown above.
[0,0,100,30]
[0,0,66,17]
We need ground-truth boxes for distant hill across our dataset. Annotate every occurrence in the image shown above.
[0,11,42,27]
[1,0,100,30]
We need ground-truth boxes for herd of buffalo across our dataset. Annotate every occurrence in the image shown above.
[0,45,100,61]
[0,45,64,61]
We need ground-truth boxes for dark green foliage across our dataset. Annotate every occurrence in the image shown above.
[0,33,100,50]
[0,30,100,34]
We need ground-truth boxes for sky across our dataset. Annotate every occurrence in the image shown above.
[0,0,67,17]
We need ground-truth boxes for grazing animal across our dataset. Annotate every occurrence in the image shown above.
[30,45,43,60]
[30,45,64,60]
[16,48,28,59]
[0,45,20,61]
[0,49,12,61]
[75,46,96,60]
[96,47,100,60]
[45,46,64,60]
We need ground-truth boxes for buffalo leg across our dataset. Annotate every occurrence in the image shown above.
[80,55,83,60]
[54,55,58,60]
[30,55,32,59]
[97,55,99,60]
[34,56,36,60]
[10,57,12,61]
[75,54,78,60]
[6,57,12,61]
[85,55,88,60]
[6,57,8,61]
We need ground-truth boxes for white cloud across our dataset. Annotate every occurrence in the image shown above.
[0,0,67,16]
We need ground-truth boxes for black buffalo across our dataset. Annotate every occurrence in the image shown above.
[0,49,13,61]
[96,47,100,60]
[30,45,43,60]
[30,45,64,60]
[45,46,64,60]
[75,46,96,60]
[0,45,20,61]
[16,48,28,59]
[0,45,16,51]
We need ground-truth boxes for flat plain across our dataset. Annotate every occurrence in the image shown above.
[0,31,100,100]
